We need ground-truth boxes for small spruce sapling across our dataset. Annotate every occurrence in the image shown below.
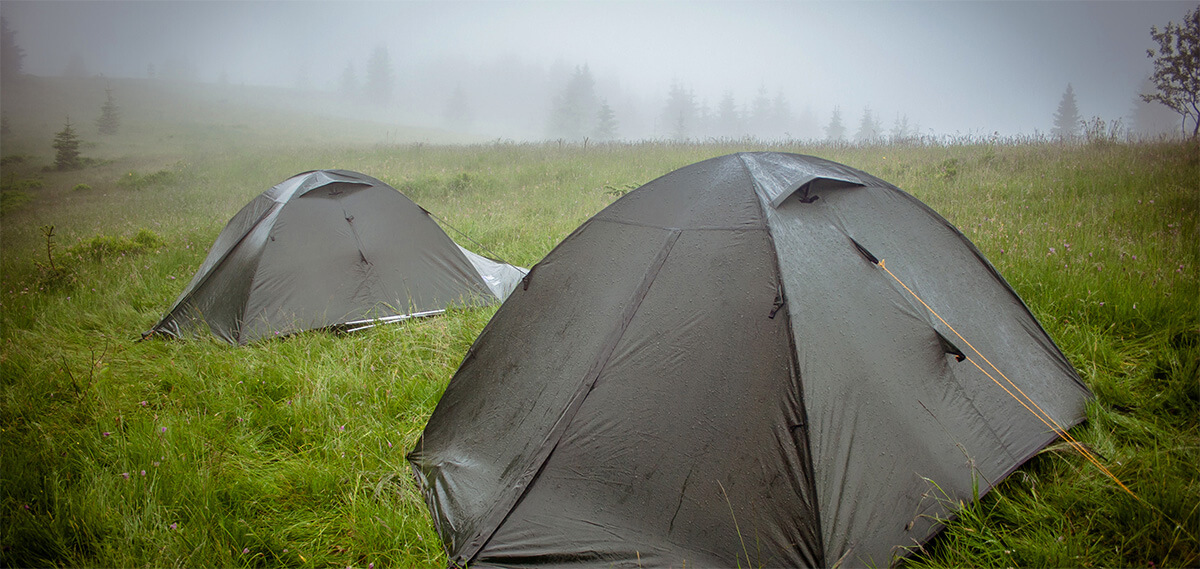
[35,224,75,289]
[96,87,121,135]
[52,117,82,170]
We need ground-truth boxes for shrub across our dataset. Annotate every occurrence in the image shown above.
[67,228,165,261]
[1,177,43,192]
[0,154,29,166]
[0,189,32,214]
[938,157,960,182]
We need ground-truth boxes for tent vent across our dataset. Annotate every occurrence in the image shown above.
[796,185,820,203]
[849,238,879,265]
[937,331,967,362]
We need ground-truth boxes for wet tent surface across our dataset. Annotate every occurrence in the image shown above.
[146,170,515,345]
[409,153,1090,568]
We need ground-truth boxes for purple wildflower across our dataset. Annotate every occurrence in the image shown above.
[169,523,177,530]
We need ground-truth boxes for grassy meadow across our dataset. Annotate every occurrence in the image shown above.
[1,76,1197,568]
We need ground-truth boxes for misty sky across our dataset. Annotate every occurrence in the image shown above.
[2,0,1194,137]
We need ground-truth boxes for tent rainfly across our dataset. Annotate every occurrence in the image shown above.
[408,152,1091,568]
[145,169,525,345]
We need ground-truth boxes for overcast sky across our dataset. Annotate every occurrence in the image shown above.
[2,0,1193,137]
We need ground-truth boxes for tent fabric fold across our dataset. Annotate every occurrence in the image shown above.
[145,169,526,345]
[409,152,1090,568]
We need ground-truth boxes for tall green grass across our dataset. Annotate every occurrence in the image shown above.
[2,77,1197,567]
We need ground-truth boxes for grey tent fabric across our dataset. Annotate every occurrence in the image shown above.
[145,169,525,345]
[408,153,1091,568]
[457,245,527,300]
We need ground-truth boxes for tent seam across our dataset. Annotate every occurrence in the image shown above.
[459,228,683,564]
[736,152,828,566]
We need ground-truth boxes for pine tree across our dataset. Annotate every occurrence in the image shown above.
[717,91,740,138]
[661,81,696,141]
[825,107,846,142]
[96,87,121,135]
[695,99,713,139]
[1052,84,1081,141]
[749,85,772,137]
[1,17,24,84]
[52,118,82,170]
[548,65,599,140]
[593,100,618,140]
[854,107,881,143]
[364,46,394,108]
[671,111,688,142]
[890,113,912,143]
[770,90,792,139]
[795,105,820,140]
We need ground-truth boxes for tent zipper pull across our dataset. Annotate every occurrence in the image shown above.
[769,293,785,319]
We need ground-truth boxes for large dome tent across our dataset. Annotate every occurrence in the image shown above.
[408,152,1091,568]
[144,169,525,345]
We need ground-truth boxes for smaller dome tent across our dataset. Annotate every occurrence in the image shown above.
[408,153,1091,568]
[145,169,524,345]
